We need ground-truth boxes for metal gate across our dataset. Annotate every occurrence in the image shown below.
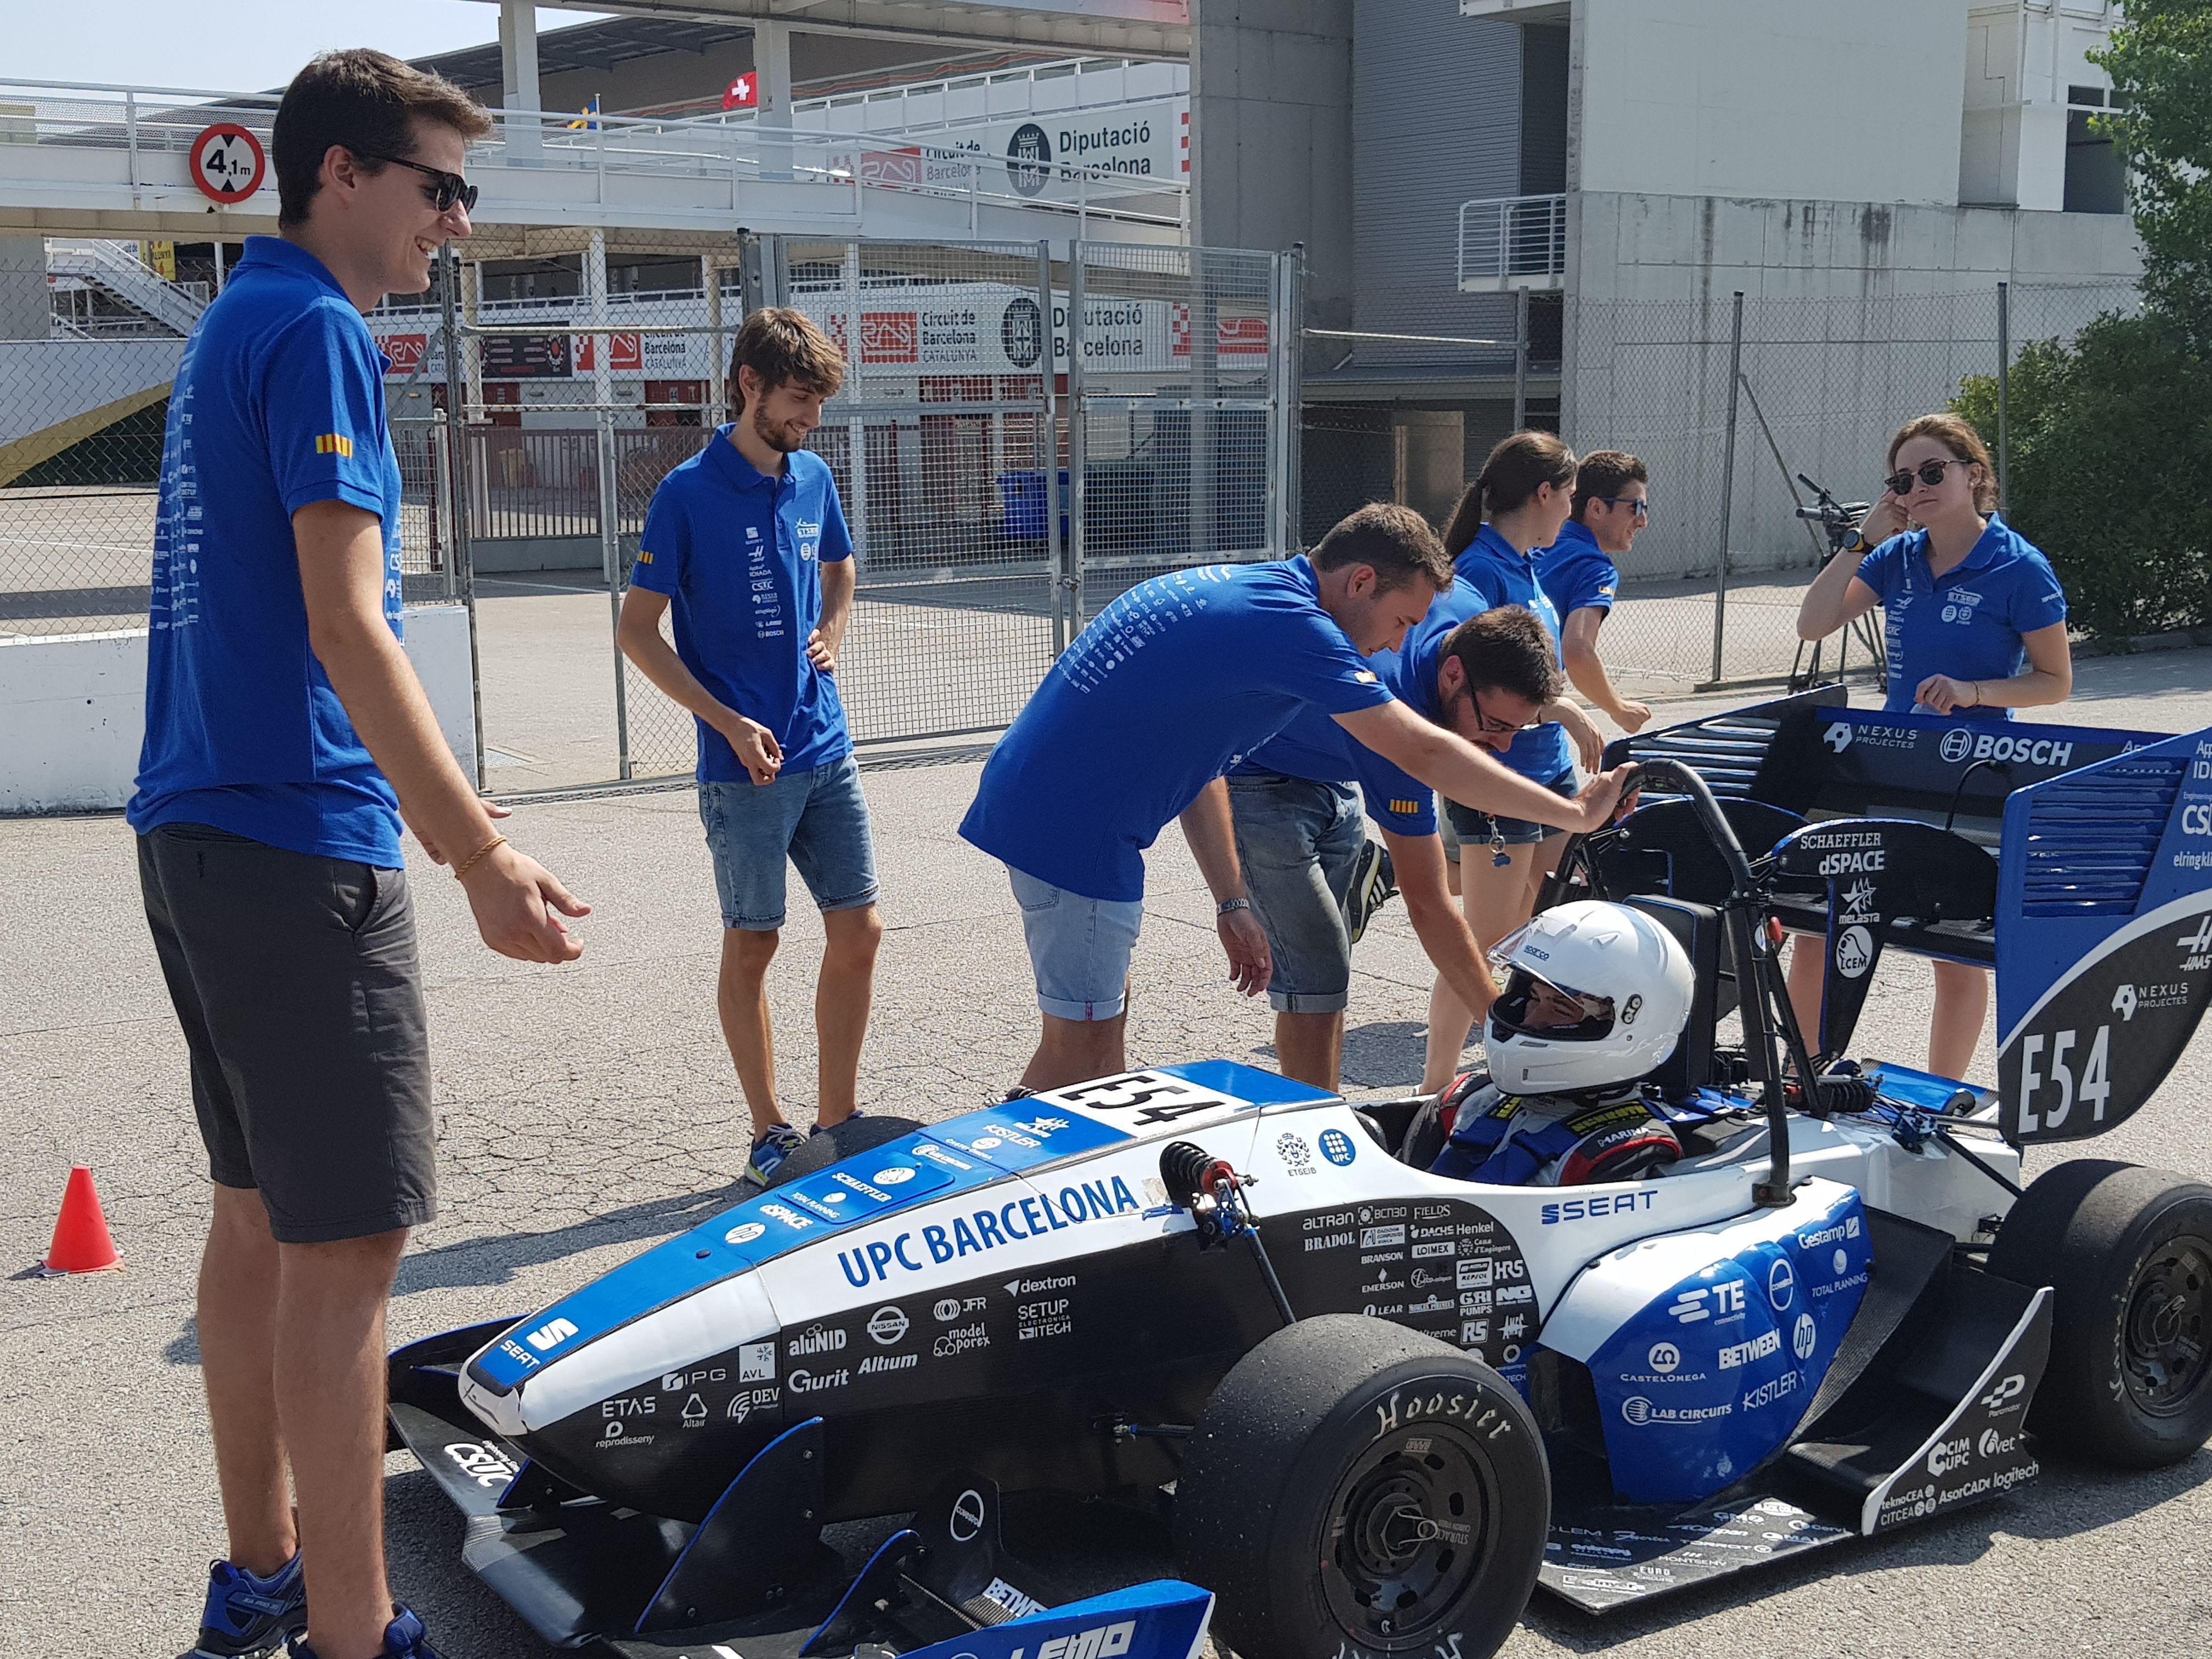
[428,234,1298,790]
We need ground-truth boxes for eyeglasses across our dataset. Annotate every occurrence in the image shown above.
[366,153,478,215]
[1593,495,1650,518]
[1469,688,1543,737]
[1883,458,1971,496]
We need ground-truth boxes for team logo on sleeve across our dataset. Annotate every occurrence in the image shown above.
[313,433,354,457]
[1354,670,1379,684]
[1389,798,1420,816]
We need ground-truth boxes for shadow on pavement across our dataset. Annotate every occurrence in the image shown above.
[1516,1444,2212,1653]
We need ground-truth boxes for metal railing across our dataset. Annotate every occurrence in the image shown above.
[46,239,208,336]
[0,78,1189,238]
[1457,192,1568,290]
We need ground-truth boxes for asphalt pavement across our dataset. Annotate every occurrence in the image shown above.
[8,652,2212,1659]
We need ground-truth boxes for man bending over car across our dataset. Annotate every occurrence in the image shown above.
[1227,605,1579,1092]
[960,503,1632,1093]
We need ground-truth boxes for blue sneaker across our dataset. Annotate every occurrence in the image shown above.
[290,1606,441,1659]
[746,1122,806,1183]
[193,1555,306,1659]
[808,1110,864,1137]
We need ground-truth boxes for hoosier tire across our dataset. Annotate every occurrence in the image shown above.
[1989,1159,2212,1468]
[1174,1315,1548,1659]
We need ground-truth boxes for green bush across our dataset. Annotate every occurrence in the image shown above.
[1954,312,2212,640]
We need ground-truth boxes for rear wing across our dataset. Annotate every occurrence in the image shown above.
[1996,727,2212,1144]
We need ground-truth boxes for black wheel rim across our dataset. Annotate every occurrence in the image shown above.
[2121,1233,2212,1417]
[1319,1419,1496,1648]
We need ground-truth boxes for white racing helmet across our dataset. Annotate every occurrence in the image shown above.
[1484,901,1695,1096]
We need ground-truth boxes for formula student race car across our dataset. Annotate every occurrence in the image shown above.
[388,692,2212,1659]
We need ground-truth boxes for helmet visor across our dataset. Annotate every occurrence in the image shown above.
[1488,964,1616,1043]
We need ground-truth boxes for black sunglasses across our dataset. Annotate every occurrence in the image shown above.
[1884,458,1971,496]
[1593,494,1650,517]
[368,153,478,215]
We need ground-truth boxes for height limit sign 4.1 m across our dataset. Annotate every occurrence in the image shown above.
[189,122,266,205]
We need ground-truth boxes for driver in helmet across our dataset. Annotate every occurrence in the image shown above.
[1430,900,1693,1186]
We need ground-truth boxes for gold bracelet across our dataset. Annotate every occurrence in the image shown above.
[453,832,507,881]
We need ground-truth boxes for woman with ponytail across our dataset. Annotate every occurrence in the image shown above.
[1421,431,1603,1092]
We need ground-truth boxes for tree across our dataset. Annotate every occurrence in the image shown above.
[1956,314,2212,639]
[2091,1,2212,343]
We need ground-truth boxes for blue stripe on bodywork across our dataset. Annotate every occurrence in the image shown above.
[468,1129,1018,1392]
[1156,1058,1338,1104]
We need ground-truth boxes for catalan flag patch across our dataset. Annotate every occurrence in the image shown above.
[635,548,655,565]
[1389,798,1420,816]
[314,433,354,457]
[1353,669,1378,684]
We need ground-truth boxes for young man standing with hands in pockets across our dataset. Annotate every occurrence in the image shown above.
[619,309,884,1184]
[129,51,586,1659]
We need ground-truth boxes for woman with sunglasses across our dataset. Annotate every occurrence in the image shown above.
[1420,431,1603,1092]
[1793,411,2072,1076]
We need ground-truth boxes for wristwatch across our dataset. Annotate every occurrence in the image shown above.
[1217,898,1253,916]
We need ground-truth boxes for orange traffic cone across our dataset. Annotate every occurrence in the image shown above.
[41,1165,122,1275]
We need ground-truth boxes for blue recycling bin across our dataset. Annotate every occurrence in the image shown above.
[998,468,1069,544]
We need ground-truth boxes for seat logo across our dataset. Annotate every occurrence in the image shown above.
[524,1317,577,1352]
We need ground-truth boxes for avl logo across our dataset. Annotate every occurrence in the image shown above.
[524,1317,578,1353]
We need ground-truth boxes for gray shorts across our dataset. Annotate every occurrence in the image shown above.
[1228,772,1366,1014]
[138,823,435,1244]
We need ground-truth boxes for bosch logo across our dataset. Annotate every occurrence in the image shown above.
[1940,729,1973,763]
[1768,1258,1796,1311]
[1647,1342,1681,1373]
[1944,731,2075,768]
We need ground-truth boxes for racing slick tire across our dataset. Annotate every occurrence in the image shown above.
[757,1115,927,1192]
[1173,1314,1547,1659]
[1989,1159,2212,1468]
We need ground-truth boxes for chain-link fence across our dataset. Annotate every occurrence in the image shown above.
[415,233,1298,788]
[1066,241,1295,625]
[1563,279,2141,691]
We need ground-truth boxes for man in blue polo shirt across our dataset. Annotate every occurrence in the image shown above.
[128,50,586,1659]
[619,307,882,1185]
[1229,604,1573,1088]
[1543,449,1653,735]
[961,503,1630,1093]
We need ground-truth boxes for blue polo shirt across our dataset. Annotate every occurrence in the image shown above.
[632,430,854,781]
[128,236,406,866]
[1452,524,1571,781]
[1538,519,1620,617]
[1236,586,1492,838]
[1856,513,2067,721]
[960,558,1396,902]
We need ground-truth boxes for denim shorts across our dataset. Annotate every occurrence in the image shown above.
[1443,767,1580,853]
[1229,772,1366,1013]
[1008,866,1144,1022]
[699,753,879,931]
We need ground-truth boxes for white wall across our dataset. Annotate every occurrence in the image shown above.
[1575,0,1970,207]
[0,606,478,816]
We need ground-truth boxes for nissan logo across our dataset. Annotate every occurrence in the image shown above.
[950,1488,987,1543]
